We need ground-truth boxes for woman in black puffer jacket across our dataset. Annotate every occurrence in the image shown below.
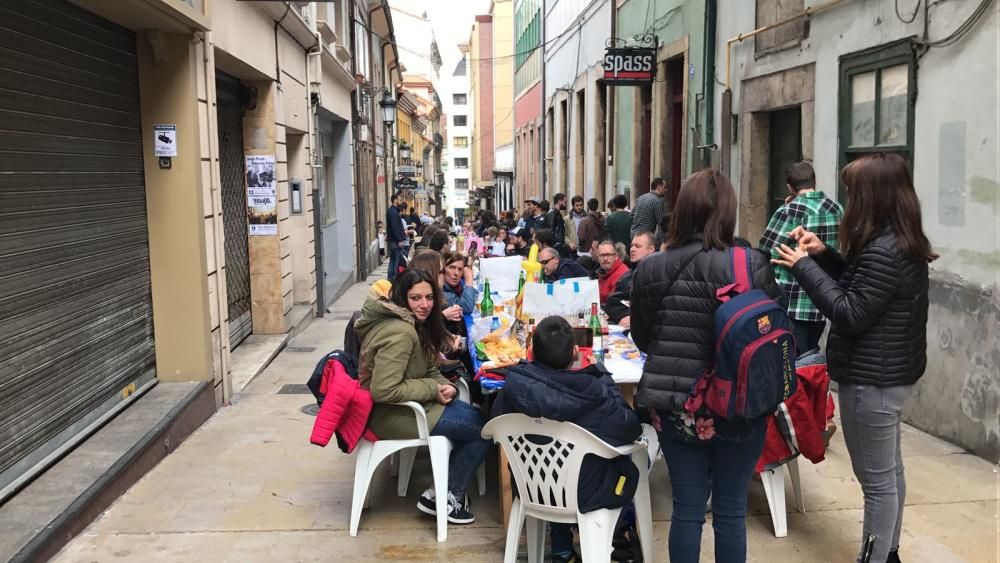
[773,153,935,563]
[630,170,781,563]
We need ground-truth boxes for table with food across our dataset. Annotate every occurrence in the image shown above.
[458,245,645,397]
[453,243,649,525]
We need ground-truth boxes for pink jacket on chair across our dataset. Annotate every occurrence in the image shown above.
[310,357,378,452]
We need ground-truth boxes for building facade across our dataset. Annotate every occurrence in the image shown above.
[443,46,473,220]
[315,1,365,307]
[514,0,544,205]
[0,0,396,500]
[718,0,999,461]
[469,14,495,197]
[544,0,614,210]
[352,1,402,280]
[492,0,516,212]
[612,0,709,211]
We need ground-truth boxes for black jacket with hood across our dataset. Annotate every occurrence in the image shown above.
[491,361,643,512]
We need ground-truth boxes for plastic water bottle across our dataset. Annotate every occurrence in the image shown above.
[490,316,501,332]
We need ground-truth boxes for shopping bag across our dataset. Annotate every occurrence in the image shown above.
[522,277,600,318]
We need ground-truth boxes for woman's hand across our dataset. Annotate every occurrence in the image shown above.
[772,243,809,269]
[436,384,457,404]
[788,226,826,255]
[442,304,463,322]
[463,266,474,285]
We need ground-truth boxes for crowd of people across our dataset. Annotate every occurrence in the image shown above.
[355,153,933,563]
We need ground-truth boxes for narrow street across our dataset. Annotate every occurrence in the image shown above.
[1,1,997,561]
[51,266,998,562]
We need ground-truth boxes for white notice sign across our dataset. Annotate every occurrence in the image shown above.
[154,124,177,157]
[245,155,278,236]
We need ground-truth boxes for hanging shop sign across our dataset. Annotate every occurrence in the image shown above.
[603,48,656,85]
[394,177,417,190]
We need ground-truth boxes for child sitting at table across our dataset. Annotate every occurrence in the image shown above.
[490,316,642,563]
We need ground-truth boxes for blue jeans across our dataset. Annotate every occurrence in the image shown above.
[387,243,406,281]
[431,401,491,495]
[658,430,766,563]
[551,523,574,557]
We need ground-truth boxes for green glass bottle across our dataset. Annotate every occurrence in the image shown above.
[480,279,494,317]
[589,302,604,361]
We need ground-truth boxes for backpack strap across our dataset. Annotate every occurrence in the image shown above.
[716,246,753,302]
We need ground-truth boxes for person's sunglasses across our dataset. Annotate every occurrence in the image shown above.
[538,257,555,266]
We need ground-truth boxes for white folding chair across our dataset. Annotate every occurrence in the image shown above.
[758,456,805,537]
[482,414,654,563]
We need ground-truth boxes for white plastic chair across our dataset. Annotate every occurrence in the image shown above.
[482,414,654,563]
[350,397,486,543]
[758,456,805,537]
[395,377,486,498]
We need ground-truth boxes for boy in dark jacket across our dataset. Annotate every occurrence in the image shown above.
[491,317,642,563]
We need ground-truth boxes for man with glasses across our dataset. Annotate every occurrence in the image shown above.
[606,231,657,329]
[595,239,629,305]
[539,247,589,282]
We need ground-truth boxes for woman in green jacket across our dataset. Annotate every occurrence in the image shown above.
[354,269,490,524]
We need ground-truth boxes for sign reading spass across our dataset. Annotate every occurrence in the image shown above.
[603,48,656,85]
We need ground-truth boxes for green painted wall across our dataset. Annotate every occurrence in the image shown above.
[614,0,707,198]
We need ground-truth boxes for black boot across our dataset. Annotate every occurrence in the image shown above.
[886,550,901,563]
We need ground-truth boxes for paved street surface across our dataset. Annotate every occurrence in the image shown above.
[53,266,999,562]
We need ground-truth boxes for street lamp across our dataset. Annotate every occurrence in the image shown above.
[378,89,396,127]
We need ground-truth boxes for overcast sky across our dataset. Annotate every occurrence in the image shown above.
[388,0,491,79]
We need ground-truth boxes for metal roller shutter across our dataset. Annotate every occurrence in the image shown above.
[0,0,156,499]
[215,71,253,349]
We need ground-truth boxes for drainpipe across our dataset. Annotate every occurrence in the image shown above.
[307,32,325,315]
[540,0,547,199]
[348,0,367,280]
[703,0,716,167]
[607,0,616,201]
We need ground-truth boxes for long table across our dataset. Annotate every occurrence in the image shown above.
[465,315,646,526]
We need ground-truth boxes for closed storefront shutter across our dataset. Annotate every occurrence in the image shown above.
[215,71,253,349]
[0,0,156,498]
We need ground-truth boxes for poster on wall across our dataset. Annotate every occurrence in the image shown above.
[245,155,278,236]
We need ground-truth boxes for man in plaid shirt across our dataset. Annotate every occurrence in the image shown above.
[759,161,844,354]
[630,177,667,238]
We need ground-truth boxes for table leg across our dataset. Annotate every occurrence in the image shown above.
[620,383,636,407]
[498,445,512,528]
